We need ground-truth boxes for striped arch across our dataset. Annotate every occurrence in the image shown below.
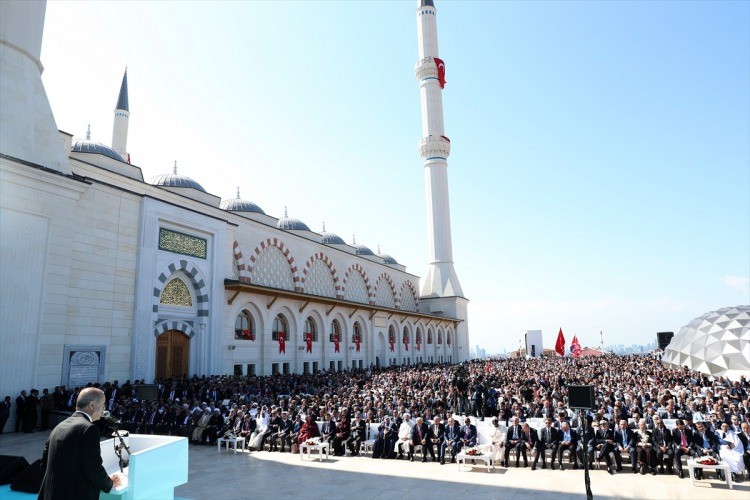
[153,319,197,338]
[233,240,249,283]
[399,280,419,310]
[247,237,300,291]
[300,252,341,298]
[374,272,397,307]
[153,259,209,317]
[343,263,372,302]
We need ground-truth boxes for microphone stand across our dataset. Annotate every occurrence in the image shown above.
[111,421,131,473]
[579,409,593,500]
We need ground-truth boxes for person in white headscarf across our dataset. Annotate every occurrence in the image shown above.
[248,407,269,450]
[717,421,744,482]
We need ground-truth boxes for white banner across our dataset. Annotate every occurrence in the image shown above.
[525,330,543,358]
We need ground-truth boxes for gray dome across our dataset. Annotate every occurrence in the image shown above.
[150,172,206,192]
[321,232,345,245]
[220,198,265,214]
[277,217,310,231]
[353,244,374,256]
[378,253,399,265]
[71,140,123,162]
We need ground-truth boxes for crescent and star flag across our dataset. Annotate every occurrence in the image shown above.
[416,337,421,351]
[555,328,566,356]
[305,333,312,353]
[404,335,409,351]
[334,333,340,353]
[389,337,395,352]
[570,335,582,358]
[434,57,446,88]
[354,335,360,353]
[242,329,254,341]
[278,334,286,354]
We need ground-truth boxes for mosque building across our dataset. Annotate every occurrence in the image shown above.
[0,1,468,397]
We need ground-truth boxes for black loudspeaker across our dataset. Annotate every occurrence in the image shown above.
[0,455,30,485]
[657,331,674,350]
[134,384,160,401]
[568,385,595,409]
[10,459,44,493]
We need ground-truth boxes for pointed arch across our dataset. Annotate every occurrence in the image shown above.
[247,238,300,290]
[374,272,397,308]
[232,239,249,283]
[301,252,341,298]
[153,319,197,338]
[343,264,372,303]
[399,280,419,311]
[152,259,209,317]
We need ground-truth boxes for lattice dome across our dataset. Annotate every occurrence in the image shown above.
[661,305,750,381]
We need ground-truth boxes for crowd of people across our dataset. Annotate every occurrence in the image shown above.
[3,354,749,483]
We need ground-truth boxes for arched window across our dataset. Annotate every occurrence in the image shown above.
[416,329,422,346]
[388,325,396,344]
[304,317,318,342]
[437,331,443,345]
[402,326,409,344]
[351,322,362,343]
[272,314,288,341]
[234,309,255,341]
[447,332,452,346]
[427,329,433,344]
[160,278,192,306]
[329,319,341,343]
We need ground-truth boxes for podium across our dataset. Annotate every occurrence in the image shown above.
[99,435,188,500]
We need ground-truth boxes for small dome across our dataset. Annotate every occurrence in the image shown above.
[71,139,124,162]
[150,171,206,192]
[220,198,265,214]
[378,253,399,265]
[277,217,310,231]
[353,244,374,256]
[321,232,345,245]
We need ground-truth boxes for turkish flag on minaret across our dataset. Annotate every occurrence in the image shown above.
[434,58,446,88]
[555,328,566,356]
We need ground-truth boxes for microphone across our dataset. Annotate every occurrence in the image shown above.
[102,411,122,425]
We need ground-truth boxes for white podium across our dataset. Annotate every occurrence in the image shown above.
[99,434,188,500]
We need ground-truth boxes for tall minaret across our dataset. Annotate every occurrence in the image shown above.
[415,0,463,298]
[111,69,129,162]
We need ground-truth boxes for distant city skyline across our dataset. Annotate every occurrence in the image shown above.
[40,1,749,353]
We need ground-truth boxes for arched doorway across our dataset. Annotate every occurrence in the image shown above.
[156,330,190,378]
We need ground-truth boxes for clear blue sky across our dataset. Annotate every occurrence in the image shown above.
[40,1,749,354]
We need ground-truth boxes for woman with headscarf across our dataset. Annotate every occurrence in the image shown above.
[717,421,744,482]
[248,407,269,450]
[297,414,320,444]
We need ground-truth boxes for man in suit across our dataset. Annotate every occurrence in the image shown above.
[651,416,674,474]
[534,418,561,470]
[428,416,446,464]
[504,416,527,467]
[614,419,637,472]
[459,417,477,451]
[595,419,621,474]
[346,413,367,456]
[739,421,750,474]
[411,417,433,462]
[15,390,26,432]
[691,421,720,480]
[559,422,580,470]
[441,416,461,463]
[671,419,695,478]
[0,396,10,434]
[521,422,537,469]
[38,387,121,500]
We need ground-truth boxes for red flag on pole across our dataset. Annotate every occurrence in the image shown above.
[434,58,446,88]
[334,333,340,353]
[305,332,312,353]
[555,328,566,356]
[278,334,286,354]
[570,335,582,358]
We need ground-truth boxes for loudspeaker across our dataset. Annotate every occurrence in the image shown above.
[568,385,595,409]
[657,331,674,350]
[0,455,30,485]
[134,384,159,401]
[10,459,43,493]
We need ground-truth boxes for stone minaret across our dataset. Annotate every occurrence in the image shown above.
[0,0,69,174]
[414,0,462,299]
[111,69,129,161]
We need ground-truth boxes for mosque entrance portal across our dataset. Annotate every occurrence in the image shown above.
[156,330,190,378]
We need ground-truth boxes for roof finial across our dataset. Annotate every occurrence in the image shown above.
[236,186,240,199]
[284,206,288,217]
[352,235,356,245]
[378,244,381,254]
[173,161,177,175]
[322,222,326,232]
[86,124,91,140]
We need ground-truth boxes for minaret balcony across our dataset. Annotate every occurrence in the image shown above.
[419,135,451,158]
[414,57,438,81]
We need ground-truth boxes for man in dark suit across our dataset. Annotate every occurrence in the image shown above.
[346,414,367,456]
[691,421,720,480]
[441,416,461,463]
[614,419,637,472]
[15,390,26,432]
[459,417,477,451]
[411,417,433,462]
[671,419,695,478]
[0,396,11,434]
[559,422,580,470]
[39,387,121,500]
[428,416,446,464]
[534,418,561,470]
[504,416,527,467]
[595,420,621,474]
[739,421,750,473]
[521,423,537,469]
[651,416,674,474]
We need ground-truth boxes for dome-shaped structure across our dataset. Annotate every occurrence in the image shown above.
[71,139,124,162]
[661,305,750,381]
[353,244,374,256]
[321,232,345,245]
[150,163,206,192]
[276,208,309,231]
[378,253,399,265]
[220,188,265,214]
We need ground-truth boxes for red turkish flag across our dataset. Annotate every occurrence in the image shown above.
[555,328,566,356]
[434,57,446,88]
[404,336,409,351]
[389,338,395,352]
[334,333,340,353]
[242,329,254,341]
[416,338,421,351]
[305,333,312,353]
[278,334,286,354]
[354,334,361,353]
[570,335,582,358]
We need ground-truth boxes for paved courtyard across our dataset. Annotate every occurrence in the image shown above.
[0,430,747,499]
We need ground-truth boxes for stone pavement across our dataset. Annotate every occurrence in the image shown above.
[0,430,747,499]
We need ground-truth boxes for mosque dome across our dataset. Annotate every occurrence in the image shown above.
[321,232,345,245]
[277,215,310,231]
[353,244,374,256]
[71,139,124,162]
[220,189,265,214]
[149,163,206,192]
[378,253,399,265]
[661,305,750,381]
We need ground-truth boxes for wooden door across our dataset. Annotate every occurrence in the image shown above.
[156,330,189,379]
